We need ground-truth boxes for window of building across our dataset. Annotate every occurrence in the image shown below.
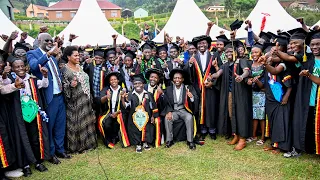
[37,13,44,18]
[70,11,77,18]
[30,11,34,17]
[56,11,62,18]
[111,10,118,17]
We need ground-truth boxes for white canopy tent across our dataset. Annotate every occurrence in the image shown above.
[58,0,129,46]
[0,9,34,49]
[236,0,301,38]
[153,0,229,43]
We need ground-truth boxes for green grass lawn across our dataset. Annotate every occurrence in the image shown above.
[17,136,320,180]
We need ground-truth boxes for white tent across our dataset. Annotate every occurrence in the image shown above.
[0,39,5,49]
[58,0,129,46]
[153,0,229,43]
[236,0,301,38]
[0,9,34,49]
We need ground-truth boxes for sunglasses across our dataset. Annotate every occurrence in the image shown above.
[45,39,53,43]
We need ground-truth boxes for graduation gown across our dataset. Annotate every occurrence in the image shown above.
[163,85,199,141]
[0,94,16,168]
[293,55,320,154]
[217,59,253,138]
[132,58,162,75]
[144,84,168,147]
[125,91,159,145]
[98,86,130,148]
[10,77,50,161]
[189,51,220,129]
[265,63,292,151]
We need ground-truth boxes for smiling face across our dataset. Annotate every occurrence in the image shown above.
[170,48,178,59]
[14,48,27,62]
[109,75,119,88]
[289,39,303,53]
[173,73,184,87]
[310,39,320,56]
[149,73,159,87]
[225,48,234,61]
[159,50,167,60]
[133,81,144,93]
[216,41,225,52]
[188,44,197,55]
[95,55,104,65]
[68,51,80,65]
[124,56,133,68]
[251,47,262,61]
[197,40,208,53]
[12,60,26,78]
[237,46,245,57]
[39,33,53,52]
[143,49,152,60]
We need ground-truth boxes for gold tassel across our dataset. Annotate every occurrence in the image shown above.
[303,41,307,62]
[162,82,166,90]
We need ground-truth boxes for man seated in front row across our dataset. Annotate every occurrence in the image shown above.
[164,69,199,150]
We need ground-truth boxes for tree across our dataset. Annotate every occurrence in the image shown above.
[224,0,234,11]
[233,0,256,11]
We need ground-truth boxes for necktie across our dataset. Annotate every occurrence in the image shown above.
[49,57,62,91]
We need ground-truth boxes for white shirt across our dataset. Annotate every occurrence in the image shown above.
[19,74,48,96]
[199,50,208,72]
[132,90,148,104]
[175,85,182,101]
[39,48,61,94]
[147,84,156,94]
[111,86,121,113]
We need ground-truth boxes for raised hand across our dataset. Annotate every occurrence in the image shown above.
[85,57,93,64]
[9,31,18,40]
[156,84,163,95]
[21,32,28,40]
[2,62,11,78]
[14,76,25,89]
[207,21,215,28]
[70,76,78,88]
[39,64,48,78]
[69,34,78,41]
[187,88,193,99]
[112,34,118,40]
[48,42,61,56]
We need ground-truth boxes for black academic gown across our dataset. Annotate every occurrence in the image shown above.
[99,86,130,148]
[10,77,50,162]
[125,91,159,145]
[293,55,320,154]
[217,59,253,138]
[265,63,293,151]
[0,94,16,168]
[189,51,220,130]
[163,85,199,141]
[83,62,108,116]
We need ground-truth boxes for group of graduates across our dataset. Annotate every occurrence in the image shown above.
[0,19,320,179]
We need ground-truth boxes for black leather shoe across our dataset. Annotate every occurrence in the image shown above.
[165,141,174,148]
[35,164,48,172]
[49,155,61,164]
[210,133,217,140]
[56,152,72,159]
[23,167,32,177]
[187,142,196,150]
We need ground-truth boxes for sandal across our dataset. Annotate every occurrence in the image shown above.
[256,139,265,146]
[246,137,257,143]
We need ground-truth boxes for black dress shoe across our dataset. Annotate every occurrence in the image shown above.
[210,133,217,140]
[56,152,72,159]
[49,155,61,164]
[35,164,48,172]
[23,167,32,177]
[165,141,174,148]
[187,142,196,150]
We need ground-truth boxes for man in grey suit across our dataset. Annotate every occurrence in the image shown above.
[164,69,199,150]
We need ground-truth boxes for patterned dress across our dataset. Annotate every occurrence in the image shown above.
[61,65,97,153]
[251,65,266,120]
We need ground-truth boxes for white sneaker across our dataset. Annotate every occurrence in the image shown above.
[284,148,301,158]
[143,142,151,151]
[136,145,142,153]
[5,169,24,178]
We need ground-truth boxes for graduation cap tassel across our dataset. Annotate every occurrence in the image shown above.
[303,41,307,62]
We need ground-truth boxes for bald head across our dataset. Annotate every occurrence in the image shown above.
[38,33,53,52]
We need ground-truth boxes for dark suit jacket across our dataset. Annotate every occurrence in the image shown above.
[27,48,61,105]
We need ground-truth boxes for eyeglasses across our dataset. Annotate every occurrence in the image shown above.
[45,39,53,43]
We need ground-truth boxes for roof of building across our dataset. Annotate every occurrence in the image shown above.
[33,4,48,10]
[46,0,121,11]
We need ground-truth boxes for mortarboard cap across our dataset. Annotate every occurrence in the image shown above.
[305,29,320,46]
[104,48,116,58]
[170,43,180,51]
[123,50,136,59]
[169,68,191,85]
[192,35,212,47]
[259,31,272,43]
[216,34,229,44]
[288,28,308,40]
[140,42,154,51]
[274,35,289,46]
[91,48,105,58]
[156,44,168,53]
[230,19,243,31]
[131,73,147,84]
[145,68,163,80]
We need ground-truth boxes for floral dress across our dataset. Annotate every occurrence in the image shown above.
[251,65,266,120]
[61,65,97,153]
